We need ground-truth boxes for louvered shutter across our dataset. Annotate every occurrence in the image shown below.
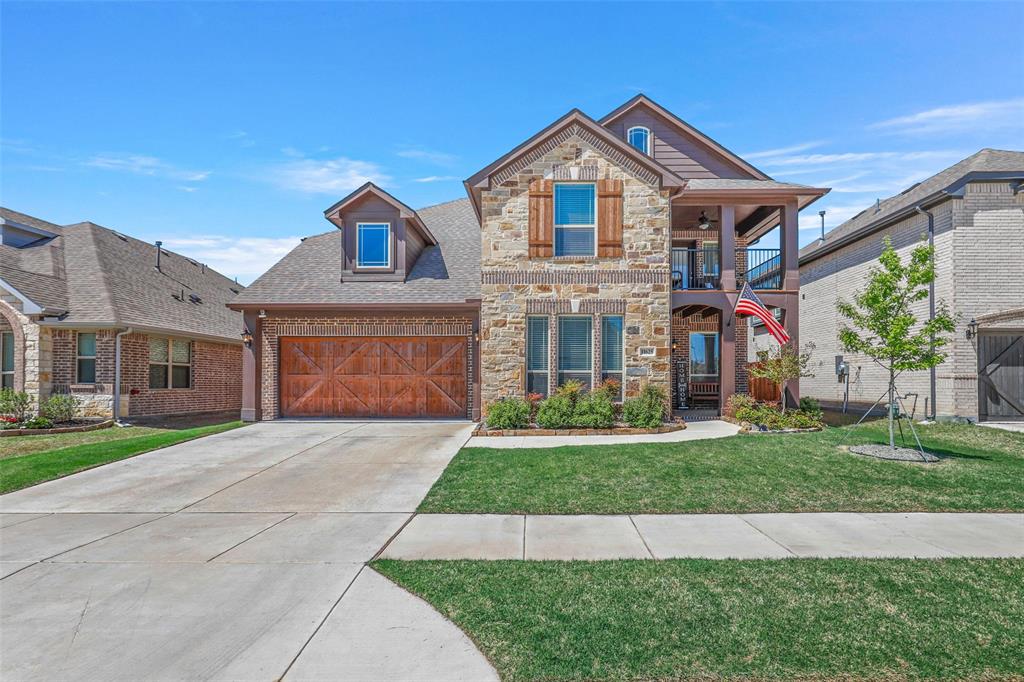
[597,178,624,258]
[528,179,554,258]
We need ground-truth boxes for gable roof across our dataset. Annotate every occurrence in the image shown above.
[323,182,436,244]
[232,198,479,307]
[599,94,771,180]
[800,149,1024,263]
[464,108,687,219]
[0,207,244,341]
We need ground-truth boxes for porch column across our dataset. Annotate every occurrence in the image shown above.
[781,199,800,291]
[784,295,800,406]
[719,205,736,290]
[241,310,258,422]
[720,314,736,410]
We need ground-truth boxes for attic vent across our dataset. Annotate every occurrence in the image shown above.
[229,287,240,294]
[113,232,128,241]
[899,182,921,195]
[552,164,598,181]
[187,258,198,266]
[189,293,202,304]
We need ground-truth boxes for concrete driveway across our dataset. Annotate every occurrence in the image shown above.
[0,421,498,682]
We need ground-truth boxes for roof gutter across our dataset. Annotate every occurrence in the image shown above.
[914,205,938,421]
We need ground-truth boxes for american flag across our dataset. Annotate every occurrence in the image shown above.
[734,282,790,344]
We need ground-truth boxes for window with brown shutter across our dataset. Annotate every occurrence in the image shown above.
[597,178,624,258]
[528,179,553,258]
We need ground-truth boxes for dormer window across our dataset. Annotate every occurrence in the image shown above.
[627,126,651,155]
[356,222,391,269]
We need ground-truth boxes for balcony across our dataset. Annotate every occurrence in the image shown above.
[671,247,782,291]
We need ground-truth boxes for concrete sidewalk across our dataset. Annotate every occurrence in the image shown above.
[466,419,740,448]
[381,512,1024,560]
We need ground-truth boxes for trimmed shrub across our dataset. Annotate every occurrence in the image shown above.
[21,416,53,430]
[553,380,585,404]
[592,378,621,404]
[728,394,824,430]
[622,384,666,428]
[799,396,823,420]
[724,393,757,420]
[486,397,531,430]
[0,389,33,423]
[40,394,81,424]
[572,391,616,429]
[536,395,574,429]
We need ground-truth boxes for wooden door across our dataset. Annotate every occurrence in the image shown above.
[279,336,467,418]
[978,334,1024,421]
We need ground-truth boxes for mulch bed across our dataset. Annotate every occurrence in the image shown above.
[474,422,686,437]
[0,419,114,437]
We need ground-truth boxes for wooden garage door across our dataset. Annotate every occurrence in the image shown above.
[978,334,1024,421]
[279,336,467,418]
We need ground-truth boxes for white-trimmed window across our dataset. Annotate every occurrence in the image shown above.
[690,332,719,379]
[77,332,96,383]
[356,222,391,269]
[526,316,549,397]
[558,316,593,390]
[601,315,624,400]
[149,337,191,389]
[627,126,651,155]
[1,331,14,389]
[554,183,596,257]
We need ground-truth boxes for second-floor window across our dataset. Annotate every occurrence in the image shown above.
[554,183,595,257]
[627,126,650,155]
[356,223,390,269]
[77,332,96,383]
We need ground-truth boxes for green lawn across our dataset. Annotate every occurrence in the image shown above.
[376,558,1024,681]
[420,421,1024,513]
[0,420,245,494]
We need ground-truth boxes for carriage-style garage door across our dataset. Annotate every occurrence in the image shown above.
[978,333,1024,422]
[279,336,468,418]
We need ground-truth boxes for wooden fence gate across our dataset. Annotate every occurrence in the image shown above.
[978,334,1024,421]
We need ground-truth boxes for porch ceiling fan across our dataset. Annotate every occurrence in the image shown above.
[696,210,717,230]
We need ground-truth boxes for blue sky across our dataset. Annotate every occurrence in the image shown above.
[3,1,1023,283]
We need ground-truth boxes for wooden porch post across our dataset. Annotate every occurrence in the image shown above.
[781,199,800,291]
[719,205,736,291]
[720,313,736,412]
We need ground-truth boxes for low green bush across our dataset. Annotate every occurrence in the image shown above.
[21,416,54,430]
[40,394,81,424]
[486,397,531,430]
[571,392,616,429]
[553,380,585,404]
[622,384,666,428]
[728,393,824,430]
[799,396,824,420]
[536,395,574,429]
[0,389,33,422]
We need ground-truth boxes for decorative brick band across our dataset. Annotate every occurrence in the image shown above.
[526,299,627,314]
[272,320,472,337]
[492,123,660,188]
[483,270,670,285]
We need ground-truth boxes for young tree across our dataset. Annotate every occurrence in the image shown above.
[748,342,815,414]
[837,236,956,448]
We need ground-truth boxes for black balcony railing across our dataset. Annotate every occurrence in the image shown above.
[671,247,720,290]
[672,247,783,291]
[739,248,782,290]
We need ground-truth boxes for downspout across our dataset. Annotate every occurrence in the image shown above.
[113,327,133,424]
[914,205,936,420]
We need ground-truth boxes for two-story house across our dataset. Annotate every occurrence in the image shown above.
[231,95,828,420]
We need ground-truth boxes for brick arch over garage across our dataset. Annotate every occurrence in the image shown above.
[0,301,27,392]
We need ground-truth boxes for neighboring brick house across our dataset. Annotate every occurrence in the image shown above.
[0,207,244,419]
[788,150,1024,422]
[233,95,828,421]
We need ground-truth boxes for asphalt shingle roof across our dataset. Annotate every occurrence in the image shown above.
[800,149,1024,262]
[1,207,244,340]
[684,179,820,191]
[234,198,480,305]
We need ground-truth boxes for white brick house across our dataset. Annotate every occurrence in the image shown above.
[780,150,1024,422]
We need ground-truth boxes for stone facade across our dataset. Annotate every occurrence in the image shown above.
[257,312,477,420]
[479,136,672,408]
[796,181,1024,420]
[0,298,50,403]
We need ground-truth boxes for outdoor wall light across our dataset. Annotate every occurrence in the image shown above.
[241,329,254,347]
[966,318,978,340]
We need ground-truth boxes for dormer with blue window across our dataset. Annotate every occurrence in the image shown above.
[323,182,437,281]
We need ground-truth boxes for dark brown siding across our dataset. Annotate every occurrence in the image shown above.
[606,107,753,180]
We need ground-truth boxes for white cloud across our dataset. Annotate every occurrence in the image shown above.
[869,98,1024,135]
[271,157,390,194]
[85,153,210,182]
[177,186,199,193]
[396,147,457,166]
[160,235,303,285]
[413,175,459,183]
[740,140,826,160]
[227,130,255,148]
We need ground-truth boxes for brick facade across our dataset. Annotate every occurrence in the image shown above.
[479,136,672,408]
[257,312,477,420]
[671,308,748,406]
[796,181,1024,420]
